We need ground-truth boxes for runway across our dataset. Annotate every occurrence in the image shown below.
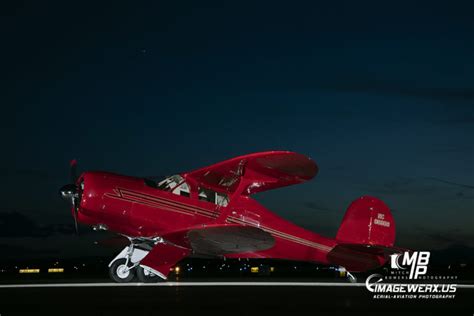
[0,281,472,315]
[0,281,473,288]
[0,281,366,288]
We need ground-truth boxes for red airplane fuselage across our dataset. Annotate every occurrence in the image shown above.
[60,151,399,282]
[76,171,389,271]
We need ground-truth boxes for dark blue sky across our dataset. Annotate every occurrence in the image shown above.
[1,1,473,259]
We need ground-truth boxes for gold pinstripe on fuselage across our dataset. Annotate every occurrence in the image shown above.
[103,187,333,253]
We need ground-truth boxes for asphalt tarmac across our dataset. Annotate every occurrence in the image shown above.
[0,280,472,316]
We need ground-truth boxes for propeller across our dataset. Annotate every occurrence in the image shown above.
[59,159,80,234]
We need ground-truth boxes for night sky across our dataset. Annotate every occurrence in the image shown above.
[1,1,473,261]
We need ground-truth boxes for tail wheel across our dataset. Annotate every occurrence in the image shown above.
[137,265,163,283]
[109,258,135,283]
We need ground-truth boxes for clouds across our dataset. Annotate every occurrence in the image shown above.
[0,168,54,181]
[0,210,115,260]
[413,225,474,250]
[0,243,60,259]
[303,201,336,213]
[425,177,474,190]
[358,176,474,201]
[360,177,438,196]
[318,79,474,102]
[0,210,76,238]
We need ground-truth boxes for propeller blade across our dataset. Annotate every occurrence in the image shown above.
[59,159,80,235]
[71,199,79,234]
[70,159,77,183]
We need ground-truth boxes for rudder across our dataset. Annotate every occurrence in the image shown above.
[336,196,395,247]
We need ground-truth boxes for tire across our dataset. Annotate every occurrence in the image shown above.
[137,265,164,283]
[109,258,136,283]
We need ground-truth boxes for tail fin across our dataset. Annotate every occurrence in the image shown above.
[326,196,397,272]
[336,196,395,247]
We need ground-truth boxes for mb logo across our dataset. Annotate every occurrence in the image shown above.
[390,251,430,279]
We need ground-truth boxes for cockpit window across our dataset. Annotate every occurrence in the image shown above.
[172,181,190,197]
[199,187,229,207]
[147,175,191,197]
[145,175,227,204]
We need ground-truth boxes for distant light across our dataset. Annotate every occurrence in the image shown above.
[270,267,275,272]
[175,266,180,274]
[251,267,259,273]
[48,268,64,273]
[19,269,40,274]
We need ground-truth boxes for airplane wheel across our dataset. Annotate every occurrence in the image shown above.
[109,258,135,283]
[137,265,163,283]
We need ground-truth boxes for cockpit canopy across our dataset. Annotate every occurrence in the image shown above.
[145,175,229,207]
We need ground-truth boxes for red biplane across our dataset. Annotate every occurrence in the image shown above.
[59,151,402,282]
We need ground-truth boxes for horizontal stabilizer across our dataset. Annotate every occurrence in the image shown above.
[327,244,406,272]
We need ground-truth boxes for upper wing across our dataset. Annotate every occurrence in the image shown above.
[183,151,318,195]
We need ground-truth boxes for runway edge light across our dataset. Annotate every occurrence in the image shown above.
[19,269,40,274]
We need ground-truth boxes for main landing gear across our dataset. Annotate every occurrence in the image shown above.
[108,236,164,283]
